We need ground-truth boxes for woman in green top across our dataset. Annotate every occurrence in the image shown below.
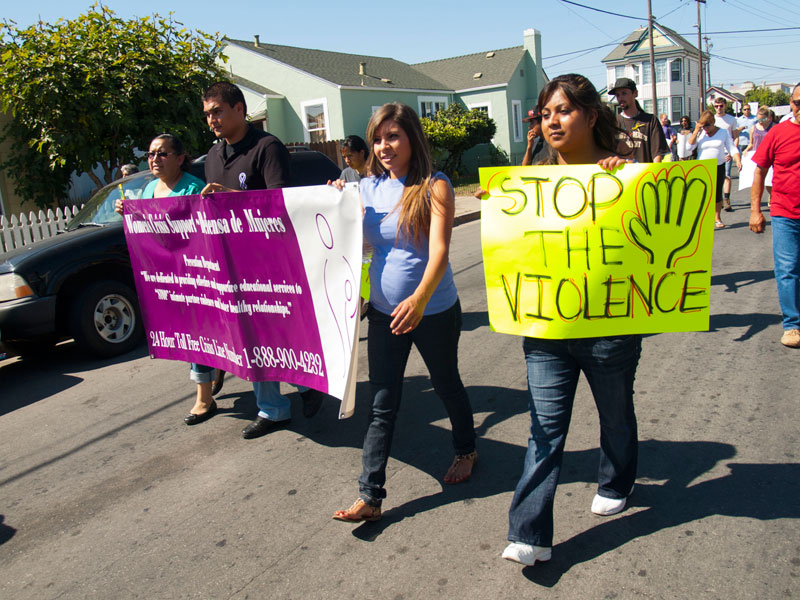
[117,134,220,425]
[141,134,204,198]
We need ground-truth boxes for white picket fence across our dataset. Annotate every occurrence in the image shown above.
[0,205,84,253]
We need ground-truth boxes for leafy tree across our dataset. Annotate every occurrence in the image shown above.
[421,104,496,176]
[744,86,791,108]
[0,6,227,207]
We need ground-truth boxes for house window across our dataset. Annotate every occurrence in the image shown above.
[467,102,491,118]
[643,99,654,113]
[657,98,668,117]
[632,64,640,85]
[671,59,682,82]
[300,99,330,143]
[615,65,626,79]
[656,59,667,84]
[512,100,523,143]
[671,97,683,123]
[418,96,448,119]
[642,62,651,85]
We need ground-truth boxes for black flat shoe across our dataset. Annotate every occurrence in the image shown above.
[211,370,225,395]
[184,400,217,425]
[242,416,290,439]
[301,389,325,418]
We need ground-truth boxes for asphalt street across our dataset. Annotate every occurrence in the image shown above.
[1,183,798,599]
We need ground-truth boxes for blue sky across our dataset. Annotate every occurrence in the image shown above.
[4,0,798,90]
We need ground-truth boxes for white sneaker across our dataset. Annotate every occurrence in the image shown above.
[591,484,634,516]
[501,542,552,566]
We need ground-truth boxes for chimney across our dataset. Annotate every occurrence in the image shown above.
[359,62,367,76]
[523,28,545,90]
[254,35,260,47]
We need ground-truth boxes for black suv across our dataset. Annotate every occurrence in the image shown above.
[0,151,341,359]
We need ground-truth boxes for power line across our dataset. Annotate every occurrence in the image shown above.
[543,41,621,60]
[680,27,800,35]
[557,0,646,21]
[710,53,800,72]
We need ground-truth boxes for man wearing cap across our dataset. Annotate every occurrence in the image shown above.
[521,106,550,166]
[609,77,667,163]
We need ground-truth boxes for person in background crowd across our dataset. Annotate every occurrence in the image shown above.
[676,115,695,160]
[739,106,774,205]
[118,164,139,179]
[199,81,326,438]
[750,83,800,349]
[521,105,550,165]
[501,74,640,568]
[712,98,738,212]
[660,113,678,161]
[332,103,477,523]
[609,77,667,163]
[689,110,742,229]
[340,135,369,182]
[736,104,757,154]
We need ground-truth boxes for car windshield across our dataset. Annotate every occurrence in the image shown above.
[66,172,156,230]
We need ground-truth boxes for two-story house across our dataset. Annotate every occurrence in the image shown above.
[602,23,708,122]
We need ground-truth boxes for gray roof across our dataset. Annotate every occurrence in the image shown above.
[602,24,704,63]
[226,39,450,91]
[231,74,280,97]
[411,46,526,91]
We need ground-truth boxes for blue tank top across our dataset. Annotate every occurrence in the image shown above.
[361,172,458,316]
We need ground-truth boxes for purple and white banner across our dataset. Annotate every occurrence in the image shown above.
[123,185,362,418]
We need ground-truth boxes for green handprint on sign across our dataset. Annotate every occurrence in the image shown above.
[623,169,711,269]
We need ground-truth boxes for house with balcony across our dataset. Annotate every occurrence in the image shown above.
[602,24,707,122]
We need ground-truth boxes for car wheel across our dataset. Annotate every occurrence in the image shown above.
[69,280,144,357]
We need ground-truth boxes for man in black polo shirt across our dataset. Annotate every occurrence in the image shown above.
[200,82,324,439]
[609,77,667,163]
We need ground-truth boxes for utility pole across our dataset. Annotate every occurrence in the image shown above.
[696,0,706,114]
[704,36,712,91]
[647,0,658,115]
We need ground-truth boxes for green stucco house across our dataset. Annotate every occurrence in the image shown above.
[220,29,546,171]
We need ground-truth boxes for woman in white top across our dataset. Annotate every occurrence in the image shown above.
[689,110,742,229]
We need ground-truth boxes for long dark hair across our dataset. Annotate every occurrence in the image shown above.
[537,73,629,163]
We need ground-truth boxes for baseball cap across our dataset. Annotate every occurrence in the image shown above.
[609,77,637,96]
[522,105,541,122]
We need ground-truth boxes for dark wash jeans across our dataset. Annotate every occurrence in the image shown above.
[508,335,641,547]
[358,300,476,506]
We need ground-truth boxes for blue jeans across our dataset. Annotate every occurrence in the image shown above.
[189,363,215,384]
[507,335,641,547]
[189,364,301,421]
[771,216,800,330]
[358,300,475,505]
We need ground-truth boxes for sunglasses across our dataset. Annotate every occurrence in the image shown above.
[146,151,175,160]
[791,98,800,107]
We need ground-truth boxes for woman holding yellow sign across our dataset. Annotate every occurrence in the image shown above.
[502,74,642,567]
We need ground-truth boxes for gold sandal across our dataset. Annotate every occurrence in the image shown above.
[332,498,381,522]
[444,450,478,484]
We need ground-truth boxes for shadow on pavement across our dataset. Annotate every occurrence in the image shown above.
[0,342,149,416]
[461,310,490,332]
[0,514,16,545]
[709,312,781,341]
[710,269,773,294]
[521,440,800,585]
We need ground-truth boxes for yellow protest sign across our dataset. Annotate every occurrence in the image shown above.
[479,160,716,338]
